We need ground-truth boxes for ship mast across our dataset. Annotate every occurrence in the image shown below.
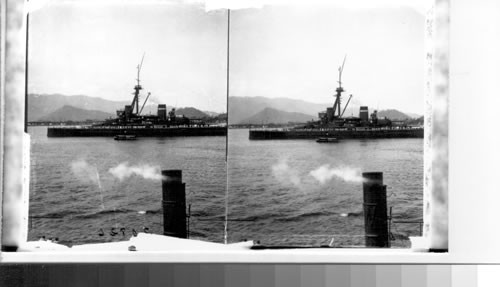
[131,53,145,115]
[333,55,346,119]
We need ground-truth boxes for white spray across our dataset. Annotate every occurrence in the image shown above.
[108,162,163,181]
[271,159,302,187]
[271,160,364,187]
[309,164,364,184]
[70,159,105,210]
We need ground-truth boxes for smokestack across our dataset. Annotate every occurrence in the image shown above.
[359,106,369,122]
[161,170,187,238]
[362,172,389,247]
[158,104,167,121]
[124,105,133,118]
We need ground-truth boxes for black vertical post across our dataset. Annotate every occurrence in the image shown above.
[161,170,187,238]
[25,8,29,133]
[362,172,389,247]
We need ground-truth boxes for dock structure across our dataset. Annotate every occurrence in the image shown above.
[249,127,423,140]
[47,126,226,137]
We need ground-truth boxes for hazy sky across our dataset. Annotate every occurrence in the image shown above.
[29,1,425,114]
[230,5,425,114]
[29,2,228,113]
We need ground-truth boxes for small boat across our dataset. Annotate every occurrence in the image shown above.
[316,137,338,143]
[114,134,137,140]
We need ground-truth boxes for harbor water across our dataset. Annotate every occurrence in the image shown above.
[28,126,227,245]
[227,129,423,247]
[28,127,423,247]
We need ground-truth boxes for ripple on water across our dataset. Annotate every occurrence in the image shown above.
[28,127,423,246]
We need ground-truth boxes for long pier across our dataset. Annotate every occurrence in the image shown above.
[47,126,227,137]
[249,127,423,140]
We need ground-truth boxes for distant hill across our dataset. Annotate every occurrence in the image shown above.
[405,112,423,119]
[175,107,208,119]
[229,96,328,125]
[28,94,219,121]
[377,109,412,120]
[229,96,425,124]
[28,93,416,123]
[28,94,129,122]
[238,107,314,125]
[203,110,220,117]
[37,105,114,122]
[216,113,227,121]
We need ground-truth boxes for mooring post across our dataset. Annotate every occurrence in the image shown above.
[362,172,389,247]
[161,170,187,238]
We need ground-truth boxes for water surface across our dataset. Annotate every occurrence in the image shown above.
[28,127,422,247]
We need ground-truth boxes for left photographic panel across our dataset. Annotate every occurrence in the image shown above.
[26,2,228,248]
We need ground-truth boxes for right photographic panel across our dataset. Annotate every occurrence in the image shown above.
[227,4,425,248]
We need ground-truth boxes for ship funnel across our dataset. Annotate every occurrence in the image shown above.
[158,104,167,121]
[360,106,369,122]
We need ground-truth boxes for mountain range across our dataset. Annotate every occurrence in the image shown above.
[229,96,421,125]
[38,105,114,122]
[228,96,326,125]
[376,109,416,121]
[28,94,128,122]
[27,94,421,124]
[28,94,214,122]
[237,107,316,125]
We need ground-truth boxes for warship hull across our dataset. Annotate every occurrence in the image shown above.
[47,126,227,137]
[249,127,423,140]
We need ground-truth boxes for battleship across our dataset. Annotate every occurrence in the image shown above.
[249,57,424,140]
[47,56,226,138]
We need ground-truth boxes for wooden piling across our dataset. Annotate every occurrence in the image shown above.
[362,172,389,247]
[161,170,187,238]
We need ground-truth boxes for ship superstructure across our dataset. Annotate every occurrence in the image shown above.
[100,55,206,128]
[314,56,392,129]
